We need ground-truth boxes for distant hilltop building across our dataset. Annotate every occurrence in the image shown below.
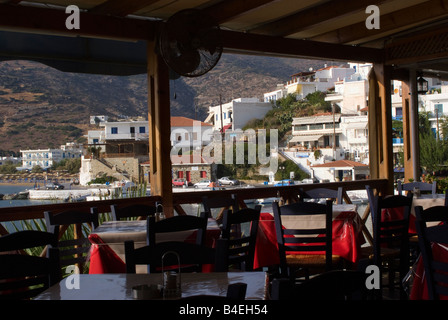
[264,64,356,103]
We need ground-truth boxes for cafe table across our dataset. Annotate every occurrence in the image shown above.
[88,218,221,274]
[253,204,365,269]
[33,272,269,300]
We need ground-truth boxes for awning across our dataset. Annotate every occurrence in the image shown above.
[289,135,323,143]
[346,122,368,129]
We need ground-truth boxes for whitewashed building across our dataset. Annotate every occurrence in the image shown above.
[264,64,356,103]
[21,142,83,170]
[205,98,273,133]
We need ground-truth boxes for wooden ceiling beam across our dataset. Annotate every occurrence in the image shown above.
[0,3,384,63]
[249,0,386,37]
[203,0,277,24]
[310,0,448,45]
[89,0,160,17]
[220,29,384,63]
[0,3,155,41]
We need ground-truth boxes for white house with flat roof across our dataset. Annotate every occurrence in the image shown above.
[21,143,83,170]
[205,98,272,132]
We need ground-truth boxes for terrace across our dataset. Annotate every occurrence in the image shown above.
[1,0,448,302]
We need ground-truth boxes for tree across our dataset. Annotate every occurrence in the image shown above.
[419,112,448,173]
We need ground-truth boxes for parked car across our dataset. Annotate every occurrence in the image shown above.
[218,176,239,186]
[172,178,189,187]
[194,180,213,189]
[45,182,65,190]
[274,179,294,186]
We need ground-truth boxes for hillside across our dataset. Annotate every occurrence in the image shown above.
[0,55,332,153]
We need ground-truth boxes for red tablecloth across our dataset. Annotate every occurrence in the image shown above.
[409,243,448,300]
[253,209,365,270]
[382,207,417,234]
[88,222,220,274]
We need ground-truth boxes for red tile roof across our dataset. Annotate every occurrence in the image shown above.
[170,116,212,127]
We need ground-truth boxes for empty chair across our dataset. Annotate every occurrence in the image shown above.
[363,185,413,299]
[125,212,212,273]
[0,230,61,300]
[299,187,344,204]
[272,200,342,280]
[215,205,261,272]
[270,270,368,300]
[44,208,99,273]
[110,203,157,220]
[202,194,238,222]
[414,205,448,226]
[397,180,436,196]
[415,208,448,300]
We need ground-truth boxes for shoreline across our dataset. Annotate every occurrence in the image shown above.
[0,182,36,187]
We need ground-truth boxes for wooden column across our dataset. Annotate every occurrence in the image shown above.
[401,73,420,182]
[368,63,394,194]
[147,41,174,217]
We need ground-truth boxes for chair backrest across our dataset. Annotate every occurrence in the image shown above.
[272,200,333,275]
[415,217,448,299]
[44,208,99,272]
[215,205,261,272]
[397,180,436,195]
[414,205,448,225]
[110,203,157,220]
[300,187,344,204]
[370,190,413,268]
[125,212,211,273]
[0,230,61,300]
[202,194,239,220]
[271,270,368,300]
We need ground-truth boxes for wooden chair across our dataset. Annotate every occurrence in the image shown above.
[272,200,342,280]
[363,185,413,299]
[415,205,448,225]
[44,208,99,273]
[299,187,344,204]
[215,205,261,272]
[124,212,212,273]
[270,270,368,300]
[202,194,239,222]
[110,203,157,220]
[0,230,61,300]
[397,180,436,196]
[415,209,448,300]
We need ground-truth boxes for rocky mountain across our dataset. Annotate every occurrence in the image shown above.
[0,55,334,153]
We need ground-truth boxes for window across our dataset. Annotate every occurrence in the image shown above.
[111,127,118,134]
[223,113,226,119]
[216,114,219,121]
[435,104,443,116]
[200,171,207,178]
[139,127,145,133]
[93,139,99,144]
[130,127,135,134]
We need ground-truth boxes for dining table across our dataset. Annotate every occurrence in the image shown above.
[253,203,365,270]
[88,218,221,274]
[33,271,269,300]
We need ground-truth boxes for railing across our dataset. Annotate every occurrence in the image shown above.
[0,178,389,250]
[0,179,388,222]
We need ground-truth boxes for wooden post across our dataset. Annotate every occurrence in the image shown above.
[368,64,394,194]
[147,41,174,217]
[401,76,420,182]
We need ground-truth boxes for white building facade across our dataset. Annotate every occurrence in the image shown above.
[21,142,83,170]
